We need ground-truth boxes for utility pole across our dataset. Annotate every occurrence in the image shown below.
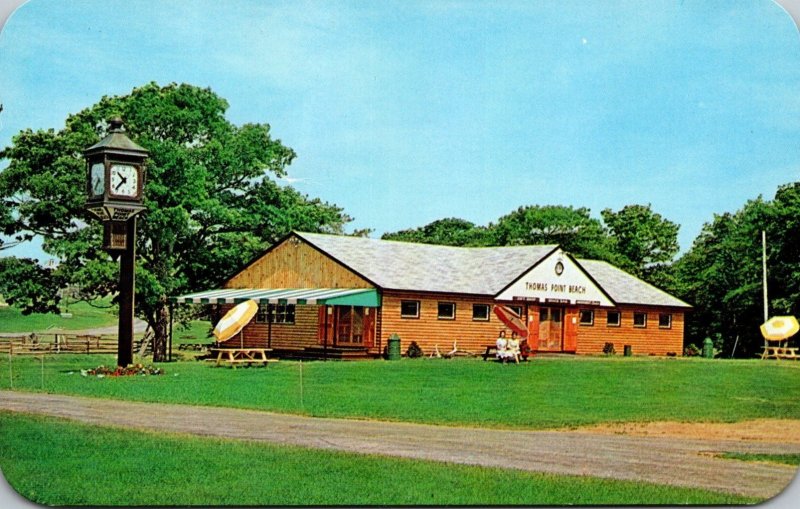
[762,230,768,322]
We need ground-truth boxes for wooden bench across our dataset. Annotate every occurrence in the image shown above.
[482,345,531,361]
[208,348,277,368]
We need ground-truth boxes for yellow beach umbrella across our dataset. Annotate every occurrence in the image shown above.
[214,299,259,345]
[760,316,800,341]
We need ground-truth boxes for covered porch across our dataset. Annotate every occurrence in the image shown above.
[169,288,382,360]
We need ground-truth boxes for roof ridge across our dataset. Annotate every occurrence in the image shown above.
[294,231,558,251]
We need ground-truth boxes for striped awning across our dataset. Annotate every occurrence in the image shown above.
[170,288,380,307]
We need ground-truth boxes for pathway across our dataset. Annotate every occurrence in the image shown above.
[0,390,797,499]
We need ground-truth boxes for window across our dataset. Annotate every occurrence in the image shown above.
[508,305,523,317]
[472,304,490,321]
[579,310,594,326]
[659,313,672,329]
[633,312,647,328]
[437,302,456,320]
[606,311,621,327]
[400,300,420,318]
[256,304,295,324]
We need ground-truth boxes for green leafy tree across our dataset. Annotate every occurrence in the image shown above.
[600,204,680,283]
[0,82,351,360]
[381,218,491,246]
[490,205,619,262]
[767,182,800,317]
[674,196,773,357]
[0,257,63,314]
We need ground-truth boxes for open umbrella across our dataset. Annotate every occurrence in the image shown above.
[214,299,259,346]
[760,316,800,341]
[493,305,528,338]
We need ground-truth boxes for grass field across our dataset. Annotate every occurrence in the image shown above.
[0,411,756,506]
[719,452,800,466]
[2,355,799,428]
[0,300,117,333]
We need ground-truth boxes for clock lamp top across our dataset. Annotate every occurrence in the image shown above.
[84,118,149,159]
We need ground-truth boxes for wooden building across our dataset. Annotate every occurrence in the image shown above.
[173,232,691,358]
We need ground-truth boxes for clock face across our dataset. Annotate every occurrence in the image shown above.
[109,164,138,198]
[90,163,105,196]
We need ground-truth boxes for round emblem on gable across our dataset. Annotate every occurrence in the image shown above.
[555,261,564,276]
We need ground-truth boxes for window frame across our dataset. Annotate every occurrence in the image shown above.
[658,313,672,329]
[633,312,647,328]
[472,304,490,321]
[606,310,621,327]
[255,303,296,325]
[579,309,594,326]
[400,300,420,319]
[437,301,456,320]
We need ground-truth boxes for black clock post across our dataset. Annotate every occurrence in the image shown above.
[84,118,148,367]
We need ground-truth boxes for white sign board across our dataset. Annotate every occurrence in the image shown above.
[495,248,613,306]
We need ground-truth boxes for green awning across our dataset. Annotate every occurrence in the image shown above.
[170,288,381,307]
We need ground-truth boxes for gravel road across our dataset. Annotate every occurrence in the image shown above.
[1,390,798,499]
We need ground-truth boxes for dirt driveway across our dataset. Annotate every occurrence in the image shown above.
[0,390,798,499]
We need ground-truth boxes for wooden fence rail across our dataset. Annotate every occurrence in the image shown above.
[0,334,118,356]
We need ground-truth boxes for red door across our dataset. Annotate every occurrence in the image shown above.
[526,304,539,352]
[563,308,578,353]
[317,306,334,345]
[537,307,564,351]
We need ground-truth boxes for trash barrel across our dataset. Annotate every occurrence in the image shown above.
[702,337,714,359]
[623,345,632,357]
[387,333,401,360]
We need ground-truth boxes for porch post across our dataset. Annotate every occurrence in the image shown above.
[267,303,273,349]
[323,305,328,361]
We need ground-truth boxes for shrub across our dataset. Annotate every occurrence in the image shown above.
[406,341,424,358]
[602,342,616,355]
[684,344,701,357]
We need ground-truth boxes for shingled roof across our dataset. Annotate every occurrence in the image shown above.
[296,232,556,295]
[577,259,690,308]
[295,232,691,308]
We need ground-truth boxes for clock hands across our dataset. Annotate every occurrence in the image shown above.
[114,174,128,191]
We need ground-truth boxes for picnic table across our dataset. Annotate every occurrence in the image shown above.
[761,345,799,360]
[208,348,277,368]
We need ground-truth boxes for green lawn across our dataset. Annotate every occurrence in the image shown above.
[0,411,756,506]
[720,452,800,466]
[172,320,213,345]
[0,300,117,333]
[2,355,799,429]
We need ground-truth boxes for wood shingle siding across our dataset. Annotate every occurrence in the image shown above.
[574,306,685,356]
[224,304,320,350]
[380,292,503,355]
[225,239,373,290]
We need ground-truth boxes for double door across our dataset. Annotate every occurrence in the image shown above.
[537,306,564,351]
[522,305,577,353]
[335,306,365,345]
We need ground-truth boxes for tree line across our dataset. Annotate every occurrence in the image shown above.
[0,83,797,358]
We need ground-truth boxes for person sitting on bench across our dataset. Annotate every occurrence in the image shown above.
[507,332,521,364]
[495,330,509,362]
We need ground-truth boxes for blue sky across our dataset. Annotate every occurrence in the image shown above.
[1,0,799,262]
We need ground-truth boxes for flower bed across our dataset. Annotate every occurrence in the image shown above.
[81,364,164,377]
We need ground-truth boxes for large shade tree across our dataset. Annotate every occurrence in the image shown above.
[0,82,351,360]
